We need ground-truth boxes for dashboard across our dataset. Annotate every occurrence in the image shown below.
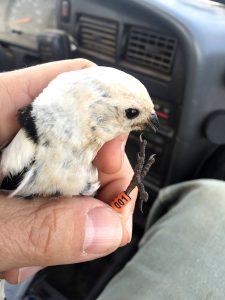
[1,0,225,220]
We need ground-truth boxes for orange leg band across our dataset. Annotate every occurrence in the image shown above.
[110,191,132,212]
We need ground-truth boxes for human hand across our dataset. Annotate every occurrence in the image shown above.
[0,59,137,283]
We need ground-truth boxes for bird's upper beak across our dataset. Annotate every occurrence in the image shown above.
[149,112,160,132]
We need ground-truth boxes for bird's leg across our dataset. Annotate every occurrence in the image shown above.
[125,137,146,195]
[125,134,156,212]
[138,153,156,212]
[141,154,156,179]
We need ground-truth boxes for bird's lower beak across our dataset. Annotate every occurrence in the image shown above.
[149,113,160,132]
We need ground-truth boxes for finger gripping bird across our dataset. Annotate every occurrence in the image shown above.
[0,66,159,207]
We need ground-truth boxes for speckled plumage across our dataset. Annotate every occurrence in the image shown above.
[0,66,156,198]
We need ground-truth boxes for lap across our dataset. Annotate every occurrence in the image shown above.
[98,179,225,300]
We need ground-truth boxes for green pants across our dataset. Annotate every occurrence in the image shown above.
[98,179,225,300]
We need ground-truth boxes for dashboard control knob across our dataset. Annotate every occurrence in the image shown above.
[204,111,225,145]
[38,29,73,62]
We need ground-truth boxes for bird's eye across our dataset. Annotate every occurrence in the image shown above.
[125,108,140,119]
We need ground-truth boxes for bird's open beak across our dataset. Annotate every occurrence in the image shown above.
[149,113,160,132]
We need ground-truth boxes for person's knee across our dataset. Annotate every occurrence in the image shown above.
[148,179,225,238]
[146,179,225,230]
[186,179,225,206]
[173,179,225,227]
[160,179,225,207]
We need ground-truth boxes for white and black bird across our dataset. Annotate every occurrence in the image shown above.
[0,66,159,199]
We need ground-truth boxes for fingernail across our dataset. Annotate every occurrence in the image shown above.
[84,207,122,254]
[125,214,133,243]
[18,266,42,283]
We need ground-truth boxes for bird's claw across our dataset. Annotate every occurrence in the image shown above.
[125,133,156,212]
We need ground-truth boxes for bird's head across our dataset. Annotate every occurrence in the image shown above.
[43,66,159,149]
[78,67,159,142]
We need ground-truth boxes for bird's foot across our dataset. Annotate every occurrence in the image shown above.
[125,134,156,212]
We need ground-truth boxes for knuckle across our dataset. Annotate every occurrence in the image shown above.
[27,201,59,260]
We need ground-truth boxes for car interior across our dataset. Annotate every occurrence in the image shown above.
[1,0,225,299]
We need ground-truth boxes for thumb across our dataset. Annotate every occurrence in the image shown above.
[0,195,123,283]
[93,134,128,174]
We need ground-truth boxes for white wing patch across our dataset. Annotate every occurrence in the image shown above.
[0,129,36,177]
[10,169,35,197]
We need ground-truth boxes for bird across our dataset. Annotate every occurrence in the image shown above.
[0,66,159,199]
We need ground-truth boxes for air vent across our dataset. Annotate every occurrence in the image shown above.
[125,27,177,75]
[78,15,118,58]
